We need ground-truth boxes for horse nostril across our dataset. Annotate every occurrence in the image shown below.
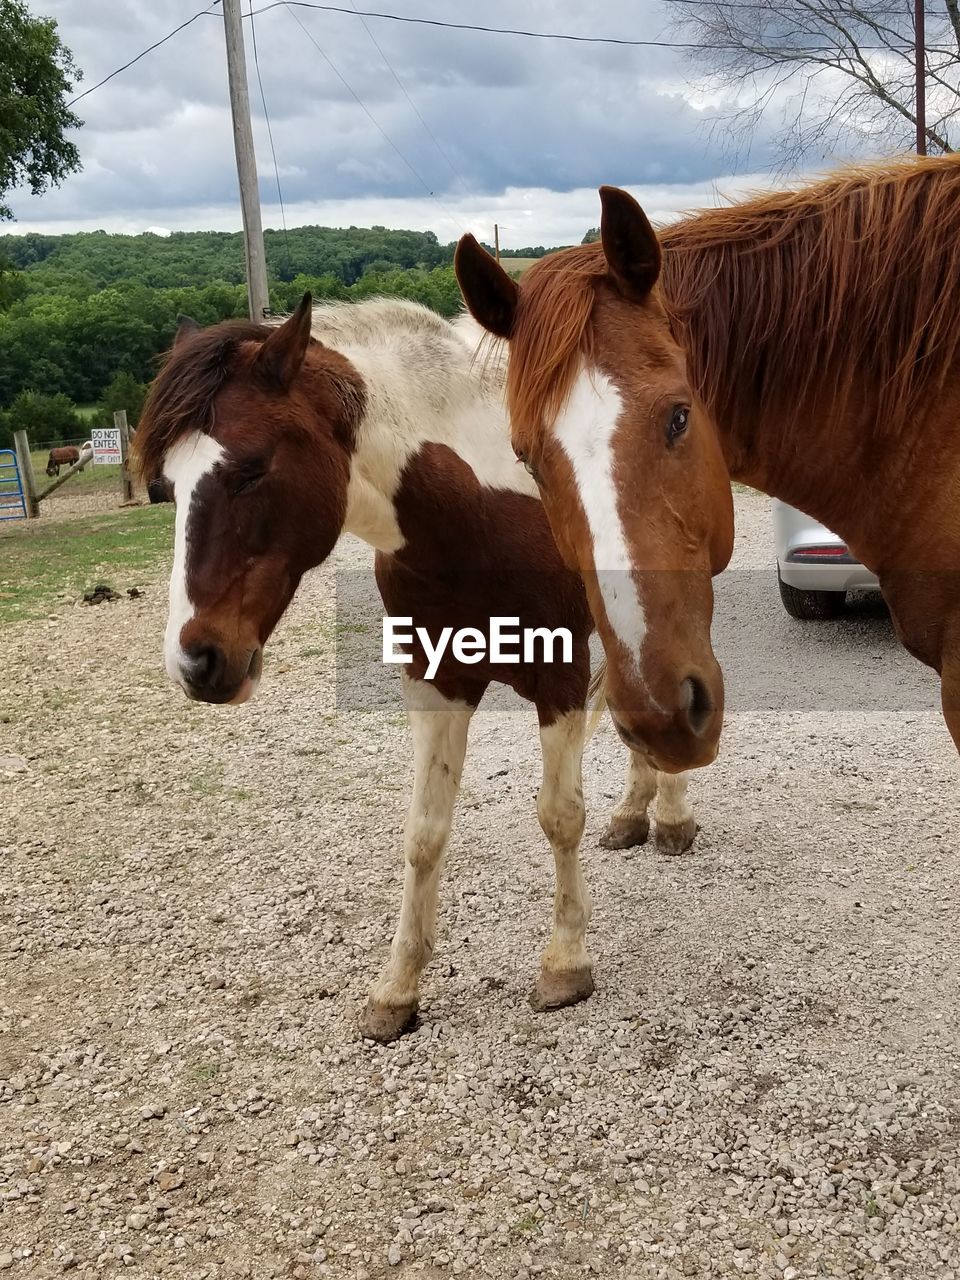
[186,644,225,690]
[680,675,714,737]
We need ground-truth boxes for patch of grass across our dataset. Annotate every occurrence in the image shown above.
[189,773,224,797]
[0,504,173,625]
[502,258,541,278]
[511,1212,542,1236]
[864,1194,881,1218]
[298,646,327,659]
[29,448,125,496]
[191,1061,220,1083]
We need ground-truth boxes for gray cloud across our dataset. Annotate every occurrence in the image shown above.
[10,0,784,236]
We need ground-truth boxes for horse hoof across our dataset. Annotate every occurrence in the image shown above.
[360,998,418,1043]
[529,967,595,1013]
[655,818,698,856]
[599,813,650,850]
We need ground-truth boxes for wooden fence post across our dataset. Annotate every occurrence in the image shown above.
[114,410,134,503]
[12,430,39,518]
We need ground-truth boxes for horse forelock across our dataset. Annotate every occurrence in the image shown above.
[133,320,270,482]
[659,152,960,447]
[506,245,604,454]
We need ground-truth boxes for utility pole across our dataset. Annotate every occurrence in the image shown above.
[222,0,270,320]
[494,223,500,262]
[915,0,926,155]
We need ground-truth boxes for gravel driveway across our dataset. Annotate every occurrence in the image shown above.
[2,489,958,1279]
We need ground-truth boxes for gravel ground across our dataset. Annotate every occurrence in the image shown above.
[2,489,959,1280]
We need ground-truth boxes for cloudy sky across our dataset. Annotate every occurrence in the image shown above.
[11,0,812,245]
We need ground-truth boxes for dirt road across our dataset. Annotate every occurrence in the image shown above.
[2,490,958,1279]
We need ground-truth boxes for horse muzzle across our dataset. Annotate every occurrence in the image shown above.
[178,644,263,705]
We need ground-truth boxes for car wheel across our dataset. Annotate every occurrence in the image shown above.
[777,569,845,620]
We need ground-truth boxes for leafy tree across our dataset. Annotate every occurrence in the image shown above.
[0,230,477,411]
[5,388,81,446]
[97,370,147,428]
[0,256,27,309]
[0,0,82,219]
[581,228,600,244]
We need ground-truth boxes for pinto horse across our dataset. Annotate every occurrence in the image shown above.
[456,197,735,772]
[133,296,716,1042]
[458,157,960,757]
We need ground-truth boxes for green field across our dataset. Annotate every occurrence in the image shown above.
[28,448,125,495]
[502,257,540,278]
[0,504,173,624]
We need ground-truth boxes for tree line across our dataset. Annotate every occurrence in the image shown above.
[0,226,551,449]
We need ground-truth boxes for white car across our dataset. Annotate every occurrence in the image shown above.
[772,499,880,619]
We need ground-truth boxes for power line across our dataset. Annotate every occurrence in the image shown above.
[65,1,924,114]
[665,0,943,14]
[345,0,468,191]
[283,3,466,232]
[248,0,290,255]
[68,2,223,108]
[247,2,915,53]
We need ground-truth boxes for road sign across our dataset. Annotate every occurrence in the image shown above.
[91,427,122,465]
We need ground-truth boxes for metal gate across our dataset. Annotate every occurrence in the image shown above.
[0,448,27,521]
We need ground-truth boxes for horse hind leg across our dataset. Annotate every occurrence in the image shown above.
[530,707,595,1013]
[653,770,697,855]
[361,676,475,1044]
[600,746,657,849]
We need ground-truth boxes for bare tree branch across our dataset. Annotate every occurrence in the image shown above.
[664,0,957,159]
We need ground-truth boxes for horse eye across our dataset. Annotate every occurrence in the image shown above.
[517,452,539,481]
[232,470,265,497]
[667,406,690,444]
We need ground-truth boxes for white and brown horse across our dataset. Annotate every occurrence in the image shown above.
[458,158,960,759]
[134,296,722,1041]
[457,199,735,773]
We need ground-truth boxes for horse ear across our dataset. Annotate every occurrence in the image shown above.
[254,292,313,389]
[454,234,519,340]
[599,185,661,301]
[174,314,201,346]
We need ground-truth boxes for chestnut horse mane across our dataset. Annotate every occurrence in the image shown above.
[504,244,604,451]
[659,152,960,439]
[133,319,270,482]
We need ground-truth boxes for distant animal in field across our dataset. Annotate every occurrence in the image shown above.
[45,446,80,477]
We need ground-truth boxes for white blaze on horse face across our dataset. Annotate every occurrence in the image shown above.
[552,370,647,667]
[162,432,226,684]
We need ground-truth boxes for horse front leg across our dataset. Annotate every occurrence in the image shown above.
[529,707,594,1013]
[653,770,697,855]
[600,746,658,849]
[361,675,475,1043]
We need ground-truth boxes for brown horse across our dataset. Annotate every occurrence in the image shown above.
[456,193,735,772]
[133,295,712,1042]
[45,445,80,477]
[459,156,960,754]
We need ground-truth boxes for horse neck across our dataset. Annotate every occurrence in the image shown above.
[338,325,536,554]
[661,250,929,563]
[658,159,960,563]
